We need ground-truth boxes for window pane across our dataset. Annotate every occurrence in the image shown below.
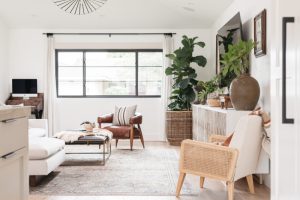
[86,52,135,66]
[58,52,83,66]
[58,67,83,96]
[138,52,163,66]
[138,67,162,95]
[86,67,135,95]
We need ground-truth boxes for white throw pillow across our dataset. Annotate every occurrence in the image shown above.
[112,105,137,126]
[28,128,46,138]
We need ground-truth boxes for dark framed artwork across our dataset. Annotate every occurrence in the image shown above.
[254,9,267,57]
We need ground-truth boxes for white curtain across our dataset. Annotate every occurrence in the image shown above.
[162,34,174,139]
[162,34,174,110]
[44,35,56,136]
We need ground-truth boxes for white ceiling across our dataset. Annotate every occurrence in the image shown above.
[0,0,233,29]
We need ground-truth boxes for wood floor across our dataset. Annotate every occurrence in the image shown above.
[29,141,270,200]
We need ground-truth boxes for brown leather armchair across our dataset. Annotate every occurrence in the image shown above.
[97,113,144,151]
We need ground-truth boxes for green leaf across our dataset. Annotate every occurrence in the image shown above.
[195,42,205,48]
[183,87,196,102]
[165,67,173,75]
[168,102,178,110]
[166,54,176,60]
[190,78,198,85]
[192,56,207,67]
[188,73,197,79]
[179,78,190,89]
[169,96,178,100]
[182,39,189,48]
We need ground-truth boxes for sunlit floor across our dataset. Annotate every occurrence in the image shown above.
[29,141,270,200]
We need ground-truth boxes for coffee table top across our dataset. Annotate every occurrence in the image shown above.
[55,128,112,143]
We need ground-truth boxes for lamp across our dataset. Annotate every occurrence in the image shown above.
[53,0,107,15]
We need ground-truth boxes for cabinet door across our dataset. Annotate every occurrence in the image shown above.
[271,0,300,198]
[0,148,28,200]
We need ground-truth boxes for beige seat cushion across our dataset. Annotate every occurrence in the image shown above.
[29,137,65,160]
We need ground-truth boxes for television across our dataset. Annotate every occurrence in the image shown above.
[216,12,243,88]
[216,12,243,74]
[12,79,38,98]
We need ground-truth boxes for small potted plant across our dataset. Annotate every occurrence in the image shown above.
[165,35,207,145]
[197,77,219,105]
[220,40,259,110]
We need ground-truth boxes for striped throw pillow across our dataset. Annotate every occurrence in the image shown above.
[112,105,137,126]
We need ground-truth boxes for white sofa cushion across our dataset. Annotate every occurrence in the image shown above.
[29,137,65,160]
[29,128,46,138]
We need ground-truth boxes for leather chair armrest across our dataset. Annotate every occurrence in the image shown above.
[98,113,114,127]
[130,113,142,125]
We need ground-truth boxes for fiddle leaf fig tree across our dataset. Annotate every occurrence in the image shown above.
[165,35,207,111]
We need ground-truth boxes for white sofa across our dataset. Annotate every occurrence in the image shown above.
[28,119,65,184]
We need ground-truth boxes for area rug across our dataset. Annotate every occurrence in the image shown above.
[30,142,199,196]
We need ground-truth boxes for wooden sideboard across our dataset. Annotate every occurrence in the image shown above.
[192,104,249,141]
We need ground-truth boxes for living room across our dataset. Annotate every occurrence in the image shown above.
[0,0,299,200]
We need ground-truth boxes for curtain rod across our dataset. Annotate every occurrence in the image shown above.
[44,33,176,37]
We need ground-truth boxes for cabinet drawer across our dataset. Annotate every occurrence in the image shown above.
[0,117,28,157]
[0,148,28,200]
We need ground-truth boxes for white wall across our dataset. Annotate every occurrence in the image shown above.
[8,28,212,141]
[211,0,272,187]
[212,0,272,112]
[0,19,9,103]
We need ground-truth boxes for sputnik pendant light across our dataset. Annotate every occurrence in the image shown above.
[53,0,107,15]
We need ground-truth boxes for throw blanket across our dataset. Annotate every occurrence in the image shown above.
[54,129,113,143]
[250,107,271,158]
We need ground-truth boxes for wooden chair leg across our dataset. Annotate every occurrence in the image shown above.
[130,126,134,151]
[246,175,255,194]
[138,124,145,148]
[200,177,205,188]
[115,139,119,148]
[227,181,234,200]
[176,172,186,197]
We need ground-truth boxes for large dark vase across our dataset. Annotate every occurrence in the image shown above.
[230,74,260,110]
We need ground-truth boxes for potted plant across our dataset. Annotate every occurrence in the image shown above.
[221,40,260,110]
[218,28,240,88]
[165,35,207,145]
[197,77,219,105]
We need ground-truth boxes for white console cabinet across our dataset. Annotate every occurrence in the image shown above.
[0,106,31,200]
[192,104,250,141]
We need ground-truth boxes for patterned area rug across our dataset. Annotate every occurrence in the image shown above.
[30,142,199,196]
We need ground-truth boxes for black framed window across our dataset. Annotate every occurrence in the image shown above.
[56,49,163,98]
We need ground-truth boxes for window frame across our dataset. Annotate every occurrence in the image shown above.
[55,49,163,98]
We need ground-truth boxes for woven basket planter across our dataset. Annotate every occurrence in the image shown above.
[166,111,192,146]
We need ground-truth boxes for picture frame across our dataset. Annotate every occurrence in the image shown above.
[254,9,267,57]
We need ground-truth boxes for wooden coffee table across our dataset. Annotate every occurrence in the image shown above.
[59,130,112,166]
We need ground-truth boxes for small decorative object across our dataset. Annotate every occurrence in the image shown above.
[254,9,267,57]
[53,0,108,15]
[221,40,260,110]
[207,91,221,107]
[224,96,233,109]
[220,95,233,109]
[80,121,95,132]
[220,95,226,109]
